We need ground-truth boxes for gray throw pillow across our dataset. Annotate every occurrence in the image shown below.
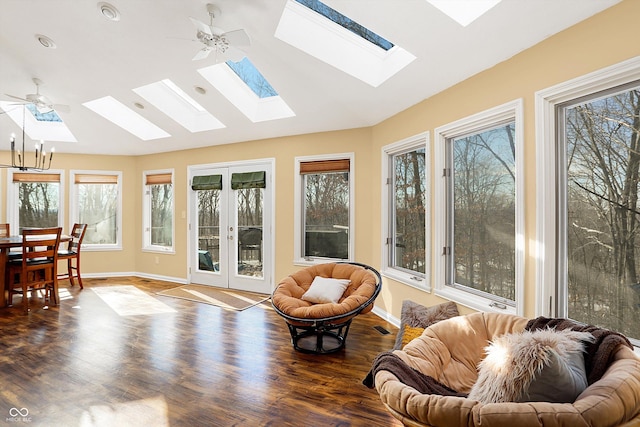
[393,300,459,350]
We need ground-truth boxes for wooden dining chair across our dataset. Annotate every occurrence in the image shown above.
[0,223,10,238]
[7,227,62,313]
[57,223,88,289]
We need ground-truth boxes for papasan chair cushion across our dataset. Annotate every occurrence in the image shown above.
[271,262,381,354]
[369,312,640,427]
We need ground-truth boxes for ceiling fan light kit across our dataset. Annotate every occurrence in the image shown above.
[189,3,251,61]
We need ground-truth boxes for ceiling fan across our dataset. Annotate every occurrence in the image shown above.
[189,3,251,61]
[4,78,70,114]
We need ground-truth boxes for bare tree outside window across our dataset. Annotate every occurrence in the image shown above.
[77,183,118,244]
[304,172,349,259]
[393,148,426,274]
[237,188,263,278]
[449,122,516,302]
[197,189,220,270]
[18,182,59,230]
[563,86,640,340]
[150,184,173,247]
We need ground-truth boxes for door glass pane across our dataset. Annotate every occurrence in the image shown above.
[451,122,516,301]
[237,187,263,278]
[18,182,59,231]
[392,148,426,274]
[197,189,220,272]
[78,183,117,244]
[304,172,349,259]
[564,86,640,341]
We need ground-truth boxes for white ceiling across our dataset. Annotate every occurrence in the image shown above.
[0,0,621,156]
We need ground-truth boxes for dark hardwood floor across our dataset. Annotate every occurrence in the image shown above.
[0,277,402,426]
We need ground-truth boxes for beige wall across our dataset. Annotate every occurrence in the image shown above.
[0,153,138,275]
[371,0,640,319]
[2,0,638,321]
[132,127,373,283]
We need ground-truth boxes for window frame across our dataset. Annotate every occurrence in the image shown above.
[69,170,123,251]
[294,152,355,265]
[6,169,65,232]
[434,99,524,315]
[381,132,430,289]
[535,56,640,324]
[142,169,175,254]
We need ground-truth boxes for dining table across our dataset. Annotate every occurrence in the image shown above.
[0,234,71,308]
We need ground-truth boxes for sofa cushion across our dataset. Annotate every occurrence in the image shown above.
[393,300,459,349]
[468,328,594,403]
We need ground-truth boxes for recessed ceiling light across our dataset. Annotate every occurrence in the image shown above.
[97,2,121,21]
[194,86,207,95]
[35,34,56,49]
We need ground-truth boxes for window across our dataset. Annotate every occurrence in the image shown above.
[434,100,524,314]
[537,57,640,345]
[143,170,174,252]
[70,171,122,250]
[295,154,354,263]
[382,133,429,287]
[7,171,63,232]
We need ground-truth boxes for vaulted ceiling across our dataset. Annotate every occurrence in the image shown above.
[0,0,620,156]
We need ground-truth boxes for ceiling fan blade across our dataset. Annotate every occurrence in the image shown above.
[5,94,29,103]
[36,104,54,114]
[210,26,226,36]
[223,29,251,47]
[189,17,213,36]
[193,48,212,61]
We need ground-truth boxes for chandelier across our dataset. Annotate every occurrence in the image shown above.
[2,105,55,171]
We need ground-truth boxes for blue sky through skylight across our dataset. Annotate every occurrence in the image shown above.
[294,0,393,50]
[226,58,278,99]
[26,104,62,122]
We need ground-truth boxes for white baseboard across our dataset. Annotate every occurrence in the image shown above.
[371,305,400,328]
[81,272,187,285]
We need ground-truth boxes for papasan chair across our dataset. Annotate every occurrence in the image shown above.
[367,312,640,427]
[271,262,382,354]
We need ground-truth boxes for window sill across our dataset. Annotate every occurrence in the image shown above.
[83,244,122,252]
[434,287,517,316]
[142,247,175,254]
[381,267,429,291]
[293,257,351,267]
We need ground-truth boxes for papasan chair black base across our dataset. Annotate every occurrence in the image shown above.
[271,262,382,354]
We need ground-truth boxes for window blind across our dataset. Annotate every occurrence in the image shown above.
[230,171,266,190]
[299,159,350,174]
[192,175,222,190]
[145,173,172,185]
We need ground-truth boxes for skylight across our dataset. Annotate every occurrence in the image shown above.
[0,102,77,142]
[26,104,62,122]
[294,0,393,51]
[198,62,295,123]
[226,58,278,99]
[133,79,225,133]
[426,0,502,27]
[83,96,170,141]
[275,0,415,87]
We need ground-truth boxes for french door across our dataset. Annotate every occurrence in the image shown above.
[189,161,273,294]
